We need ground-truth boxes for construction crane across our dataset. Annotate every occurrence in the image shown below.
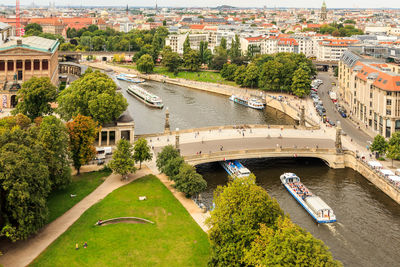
[16,0,21,36]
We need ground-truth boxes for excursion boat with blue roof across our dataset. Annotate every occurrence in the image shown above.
[229,95,264,110]
[280,173,336,223]
[220,160,251,178]
[116,73,145,83]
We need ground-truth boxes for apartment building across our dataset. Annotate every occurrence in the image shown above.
[317,39,359,61]
[339,50,400,137]
[165,33,209,54]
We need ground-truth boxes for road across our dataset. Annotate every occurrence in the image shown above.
[317,72,372,147]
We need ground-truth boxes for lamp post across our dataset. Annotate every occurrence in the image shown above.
[175,128,180,153]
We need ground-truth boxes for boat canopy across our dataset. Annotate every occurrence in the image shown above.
[282,173,300,183]
[388,175,400,182]
[304,196,333,212]
[239,168,250,175]
[380,169,395,176]
[368,161,383,168]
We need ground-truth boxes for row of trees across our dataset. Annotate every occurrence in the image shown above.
[156,145,207,197]
[220,52,315,97]
[24,23,65,44]
[302,22,364,37]
[206,175,341,266]
[370,133,400,166]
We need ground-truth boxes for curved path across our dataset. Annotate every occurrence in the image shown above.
[0,168,151,267]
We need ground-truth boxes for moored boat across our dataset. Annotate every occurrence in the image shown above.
[127,85,164,108]
[280,173,336,223]
[229,95,264,110]
[220,160,251,178]
[116,73,145,83]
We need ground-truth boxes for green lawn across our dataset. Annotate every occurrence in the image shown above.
[121,64,236,86]
[46,170,111,223]
[32,175,210,267]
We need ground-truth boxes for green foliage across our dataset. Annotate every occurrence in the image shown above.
[291,67,311,97]
[60,43,76,51]
[133,138,152,169]
[134,44,158,62]
[243,63,259,88]
[234,65,247,85]
[183,50,201,71]
[220,63,238,81]
[387,132,400,164]
[38,116,71,189]
[162,49,182,73]
[156,145,180,172]
[243,217,341,266]
[66,115,99,175]
[163,156,185,180]
[319,23,363,37]
[258,60,283,91]
[57,70,127,124]
[207,174,284,266]
[183,36,191,55]
[25,23,43,34]
[370,134,388,155]
[174,163,207,197]
[0,126,51,241]
[137,54,154,73]
[12,77,57,120]
[109,139,137,179]
[229,34,241,60]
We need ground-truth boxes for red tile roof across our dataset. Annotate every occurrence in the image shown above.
[278,38,298,46]
[353,62,400,91]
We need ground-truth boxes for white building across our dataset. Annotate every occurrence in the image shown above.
[0,22,12,45]
[317,39,359,61]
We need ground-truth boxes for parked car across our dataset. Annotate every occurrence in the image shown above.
[328,119,336,126]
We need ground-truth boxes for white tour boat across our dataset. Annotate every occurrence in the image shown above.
[229,95,264,110]
[127,85,163,108]
[220,160,251,178]
[280,173,336,223]
[116,73,145,83]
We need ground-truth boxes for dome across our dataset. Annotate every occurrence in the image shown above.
[101,10,109,17]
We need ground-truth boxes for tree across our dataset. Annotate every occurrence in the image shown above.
[183,36,191,55]
[109,139,137,180]
[370,134,388,156]
[243,217,341,266]
[57,71,127,124]
[24,23,43,35]
[137,54,154,74]
[291,67,311,97]
[386,145,400,167]
[133,138,153,169]
[243,63,259,88]
[37,116,71,189]
[0,126,51,242]
[66,115,100,175]
[162,50,182,73]
[220,63,238,81]
[206,174,284,266]
[174,163,207,197]
[234,65,247,86]
[12,77,57,120]
[220,37,227,50]
[156,145,180,172]
[163,156,185,180]
[183,50,201,71]
[258,60,283,91]
[229,34,241,59]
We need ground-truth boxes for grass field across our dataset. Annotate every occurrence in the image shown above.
[32,175,210,267]
[46,170,111,223]
[121,64,236,86]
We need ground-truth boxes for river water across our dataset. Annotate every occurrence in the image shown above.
[118,80,294,135]
[120,79,400,266]
[196,158,400,267]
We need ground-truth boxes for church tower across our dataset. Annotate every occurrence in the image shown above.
[320,1,327,21]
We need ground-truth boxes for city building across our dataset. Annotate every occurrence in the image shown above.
[320,1,327,21]
[0,36,59,108]
[317,39,359,61]
[339,50,400,138]
[0,22,12,45]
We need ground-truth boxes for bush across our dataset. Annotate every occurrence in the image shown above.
[174,163,207,197]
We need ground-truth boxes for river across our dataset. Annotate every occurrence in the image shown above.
[118,80,294,135]
[196,158,400,267]
[121,79,400,266]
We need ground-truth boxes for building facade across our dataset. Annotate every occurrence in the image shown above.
[0,36,59,108]
[339,50,400,138]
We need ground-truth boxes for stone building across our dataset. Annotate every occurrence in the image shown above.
[0,22,12,45]
[0,36,59,108]
[97,110,135,147]
[339,50,400,138]
[320,1,327,21]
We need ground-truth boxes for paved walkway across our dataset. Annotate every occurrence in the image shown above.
[0,168,151,267]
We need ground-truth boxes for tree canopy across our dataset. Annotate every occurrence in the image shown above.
[66,115,100,174]
[57,70,127,124]
[109,139,137,179]
[370,134,388,156]
[12,77,57,120]
[174,163,207,197]
[156,145,180,172]
[133,138,152,169]
[137,54,154,73]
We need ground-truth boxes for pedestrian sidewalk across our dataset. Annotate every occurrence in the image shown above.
[0,168,151,267]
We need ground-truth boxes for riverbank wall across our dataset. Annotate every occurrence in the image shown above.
[344,151,400,204]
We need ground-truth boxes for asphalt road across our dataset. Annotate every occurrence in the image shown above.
[316,72,372,148]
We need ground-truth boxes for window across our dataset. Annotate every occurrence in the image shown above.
[33,60,40,70]
[42,60,48,70]
[16,60,22,69]
[387,99,392,105]
[7,61,13,71]
[396,81,400,86]
[370,102,372,107]
[370,92,373,98]
[25,60,31,70]
[0,61,4,71]
[387,91,392,96]
[386,109,392,115]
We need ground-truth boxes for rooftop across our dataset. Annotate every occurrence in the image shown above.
[0,36,59,53]
[0,22,11,30]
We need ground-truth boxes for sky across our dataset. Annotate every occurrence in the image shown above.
[2,0,400,9]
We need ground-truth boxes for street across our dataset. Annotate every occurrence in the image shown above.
[317,72,372,148]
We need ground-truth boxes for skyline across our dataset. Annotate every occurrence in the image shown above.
[1,1,400,9]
